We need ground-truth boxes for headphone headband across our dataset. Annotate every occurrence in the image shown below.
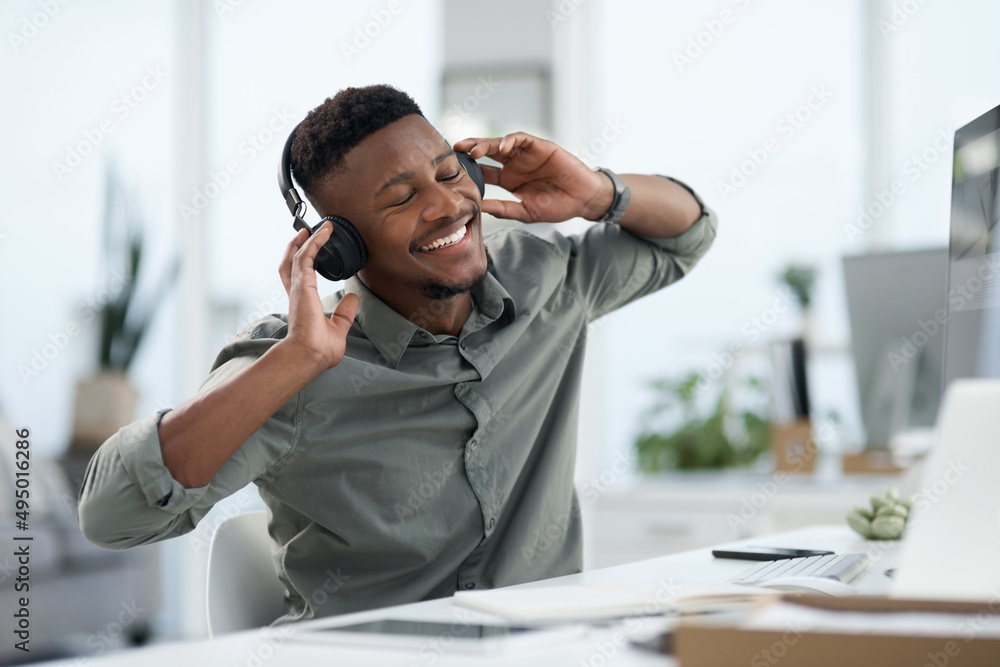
[278,124,309,233]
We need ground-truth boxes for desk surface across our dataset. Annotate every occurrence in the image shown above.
[37,525,902,667]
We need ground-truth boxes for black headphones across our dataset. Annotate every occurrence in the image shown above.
[277,123,486,281]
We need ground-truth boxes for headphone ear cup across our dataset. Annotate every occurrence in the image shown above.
[311,216,368,281]
[456,151,485,197]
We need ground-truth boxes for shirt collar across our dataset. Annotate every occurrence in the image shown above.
[339,271,516,369]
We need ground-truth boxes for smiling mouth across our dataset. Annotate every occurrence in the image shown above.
[418,218,472,252]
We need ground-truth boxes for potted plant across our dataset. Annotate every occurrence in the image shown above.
[779,263,818,344]
[69,166,178,453]
[634,372,771,472]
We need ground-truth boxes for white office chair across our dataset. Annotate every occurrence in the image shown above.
[205,510,287,637]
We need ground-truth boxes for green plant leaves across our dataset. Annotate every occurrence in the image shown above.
[635,373,770,472]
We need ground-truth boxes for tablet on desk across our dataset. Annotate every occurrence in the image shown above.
[294,618,585,653]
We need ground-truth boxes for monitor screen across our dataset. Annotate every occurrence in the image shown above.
[943,103,1000,389]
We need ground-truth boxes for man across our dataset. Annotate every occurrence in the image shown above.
[78,84,716,623]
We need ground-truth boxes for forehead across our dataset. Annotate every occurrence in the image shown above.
[342,115,451,191]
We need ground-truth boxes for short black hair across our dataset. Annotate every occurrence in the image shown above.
[290,84,423,199]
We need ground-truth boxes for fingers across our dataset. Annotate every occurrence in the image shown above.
[279,227,310,293]
[290,221,333,287]
[480,198,533,223]
[479,164,502,187]
[329,292,360,334]
[454,132,538,161]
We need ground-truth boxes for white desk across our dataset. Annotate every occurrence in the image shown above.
[36,526,902,667]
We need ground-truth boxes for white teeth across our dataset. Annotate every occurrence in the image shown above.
[420,223,467,251]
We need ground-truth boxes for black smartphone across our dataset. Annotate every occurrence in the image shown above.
[711,546,835,561]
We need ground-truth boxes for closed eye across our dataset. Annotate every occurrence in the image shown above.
[390,171,462,207]
[392,192,414,207]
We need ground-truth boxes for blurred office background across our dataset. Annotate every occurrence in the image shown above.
[1,0,998,660]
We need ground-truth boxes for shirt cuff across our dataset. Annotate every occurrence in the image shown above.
[644,175,718,259]
[116,408,211,514]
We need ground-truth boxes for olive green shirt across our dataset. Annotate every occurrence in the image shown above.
[78,178,717,623]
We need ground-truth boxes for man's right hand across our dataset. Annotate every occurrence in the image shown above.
[159,222,360,489]
[278,221,360,373]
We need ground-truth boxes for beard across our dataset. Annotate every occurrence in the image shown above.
[417,247,493,300]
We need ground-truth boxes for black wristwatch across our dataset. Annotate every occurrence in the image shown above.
[594,167,631,224]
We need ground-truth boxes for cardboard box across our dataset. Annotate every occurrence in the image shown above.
[675,594,1000,666]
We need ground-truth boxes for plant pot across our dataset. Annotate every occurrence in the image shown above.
[770,419,817,474]
[70,371,138,454]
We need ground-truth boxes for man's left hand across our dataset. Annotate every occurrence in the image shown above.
[453,132,613,224]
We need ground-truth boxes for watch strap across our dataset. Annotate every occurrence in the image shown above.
[595,167,631,224]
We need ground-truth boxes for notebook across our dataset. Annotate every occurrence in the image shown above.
[452,579,781,622]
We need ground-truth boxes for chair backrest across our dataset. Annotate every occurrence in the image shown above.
[205,510,286,637]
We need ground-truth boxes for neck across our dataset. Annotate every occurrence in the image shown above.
[366,283,474,338]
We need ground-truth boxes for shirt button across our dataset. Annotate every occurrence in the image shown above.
[488,518,495,529]
[464,582,476,590]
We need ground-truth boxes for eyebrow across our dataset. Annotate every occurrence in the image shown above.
[374,149,456,198]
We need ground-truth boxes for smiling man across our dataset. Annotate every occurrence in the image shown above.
[78,85,717,623]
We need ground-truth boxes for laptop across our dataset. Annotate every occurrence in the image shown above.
[890,378,1000,601]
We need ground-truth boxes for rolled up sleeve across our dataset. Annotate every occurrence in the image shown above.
[559,175,718,321]
[78,318,299,550]
[78,409,213,549]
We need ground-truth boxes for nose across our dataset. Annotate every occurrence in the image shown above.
[421,178,464,222]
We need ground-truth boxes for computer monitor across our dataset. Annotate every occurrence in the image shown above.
[842,248,949,449]
[942,102,1000,389]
